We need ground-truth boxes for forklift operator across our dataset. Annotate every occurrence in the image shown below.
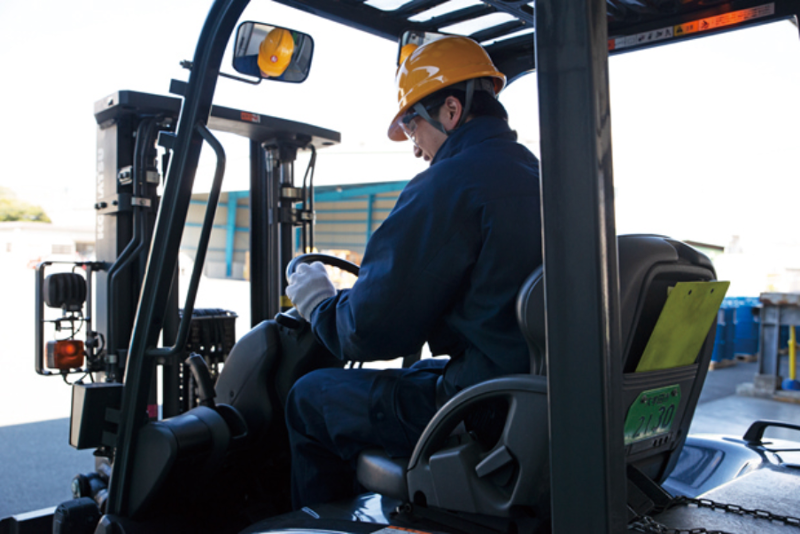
[284,36,542,509]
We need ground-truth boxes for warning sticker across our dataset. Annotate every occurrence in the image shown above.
[610,25,674,50]
[690,3,775,34]
[674,21,699,37]
[609,2,775,51]
[240,111,261,123]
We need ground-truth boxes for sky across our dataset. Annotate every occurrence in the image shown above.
[1,0,800,293]
[0,0,422,217]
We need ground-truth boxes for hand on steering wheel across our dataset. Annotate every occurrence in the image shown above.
[283,254,361,321]
[285,253,361,280]
[286,262,336,319]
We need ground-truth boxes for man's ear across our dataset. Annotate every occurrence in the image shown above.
[441,96,463,130]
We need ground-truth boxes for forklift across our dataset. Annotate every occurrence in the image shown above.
[3,0,800,533]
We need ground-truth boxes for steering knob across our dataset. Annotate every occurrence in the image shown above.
[275,311,303,329]
[286,253,361,279]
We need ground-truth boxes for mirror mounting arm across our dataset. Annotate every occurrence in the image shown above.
[181,59,261,86]
[219,71,262,85]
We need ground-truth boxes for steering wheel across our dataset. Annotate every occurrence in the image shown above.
[276,253,361,329]
[285,253,360,279]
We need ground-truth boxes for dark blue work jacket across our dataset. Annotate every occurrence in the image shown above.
[310,116,542,401]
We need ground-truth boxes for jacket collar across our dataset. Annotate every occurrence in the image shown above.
[431,116,517,166]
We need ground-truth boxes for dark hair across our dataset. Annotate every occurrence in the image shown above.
[420,79,508,122]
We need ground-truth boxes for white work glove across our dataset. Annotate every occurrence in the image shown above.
[286,262,336,319]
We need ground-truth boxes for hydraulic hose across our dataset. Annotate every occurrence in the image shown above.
[106,118,158,380]
[301,144,317,252]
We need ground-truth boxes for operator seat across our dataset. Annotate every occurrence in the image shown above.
[355,234,719,524]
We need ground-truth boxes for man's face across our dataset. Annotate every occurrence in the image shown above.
[401,97,462,163]
[408,116,448,163]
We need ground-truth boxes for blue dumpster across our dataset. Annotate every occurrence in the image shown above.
[712,306,735,363]
[712,297,761,364]
[711,310,728,363]
[732,298,760,357]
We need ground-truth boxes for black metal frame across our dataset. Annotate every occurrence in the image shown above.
[271,0,798,83]
[106,0,251,515]
[535,1,626,530]
[274,0,535,82]
[249,140,271,326]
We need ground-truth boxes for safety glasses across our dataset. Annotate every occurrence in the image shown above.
[399,109,421,140]
[399,99,446,141]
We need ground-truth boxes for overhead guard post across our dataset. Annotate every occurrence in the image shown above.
[106,0,251,517]
[535,0,628,531]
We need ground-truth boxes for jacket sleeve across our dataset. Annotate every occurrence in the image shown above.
[309,173,479,362]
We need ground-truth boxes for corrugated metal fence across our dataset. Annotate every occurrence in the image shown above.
[182,181,408,279]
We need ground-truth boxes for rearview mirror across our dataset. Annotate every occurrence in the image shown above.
[397,30,449,67]
[233,22,314,83]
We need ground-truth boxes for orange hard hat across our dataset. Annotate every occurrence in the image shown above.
[388,35,506,141]
[258,27,295,78]
[397,43,418,67]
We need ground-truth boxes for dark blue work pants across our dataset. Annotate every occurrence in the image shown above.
[285,360,446,509]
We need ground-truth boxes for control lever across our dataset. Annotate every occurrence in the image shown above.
[186,353,216,408]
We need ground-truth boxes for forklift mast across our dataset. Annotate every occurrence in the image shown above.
[88,85,339,391]
[93,92,181,382]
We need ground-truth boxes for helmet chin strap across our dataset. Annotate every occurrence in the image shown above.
[414,79,476,137]
[453,79,476,131]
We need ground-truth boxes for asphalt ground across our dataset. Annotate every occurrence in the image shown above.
[699,359,766,404]
[3,358,798,518]
[1,260,798,518]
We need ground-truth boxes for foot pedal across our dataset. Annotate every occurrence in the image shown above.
[53,497,101,534]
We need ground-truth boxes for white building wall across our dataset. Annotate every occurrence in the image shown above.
[0,222,95,267]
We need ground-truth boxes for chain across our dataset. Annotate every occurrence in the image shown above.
[628,495,800,533]
[628,513,730,534]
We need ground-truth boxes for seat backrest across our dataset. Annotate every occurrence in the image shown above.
[516,234,718,482]
[366,235,720,526]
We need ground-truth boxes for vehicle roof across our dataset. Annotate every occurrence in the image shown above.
[274,0,797,82]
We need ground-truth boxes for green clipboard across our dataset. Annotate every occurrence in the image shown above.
[635,281,730,373]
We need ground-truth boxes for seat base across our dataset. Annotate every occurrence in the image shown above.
[356,450,409,502]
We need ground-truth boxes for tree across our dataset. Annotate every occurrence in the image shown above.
[0,188,51,223]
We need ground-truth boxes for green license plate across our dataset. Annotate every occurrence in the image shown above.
[624,385,681,445]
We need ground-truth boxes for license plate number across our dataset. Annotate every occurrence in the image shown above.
[624,385,681,445]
